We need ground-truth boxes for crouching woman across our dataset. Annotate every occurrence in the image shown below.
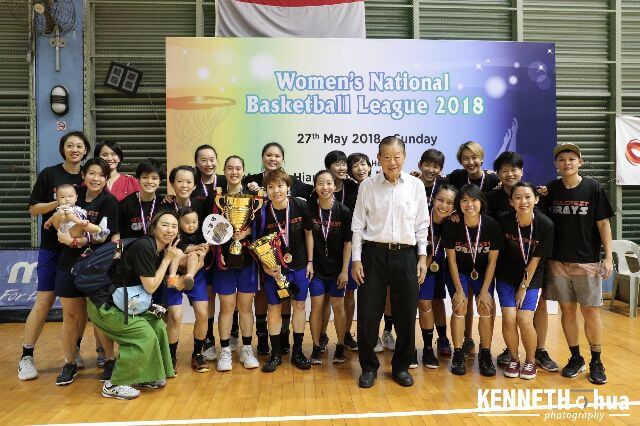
[87,211,181,400]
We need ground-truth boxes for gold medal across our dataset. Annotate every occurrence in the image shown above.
[283,252,293,264]
[470,269,479,281]
[429,262,440,273]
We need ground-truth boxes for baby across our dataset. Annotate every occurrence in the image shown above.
[45,184,109,242]
[167,206,209,291]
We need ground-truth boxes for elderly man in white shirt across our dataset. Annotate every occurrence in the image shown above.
[351,136,429,388]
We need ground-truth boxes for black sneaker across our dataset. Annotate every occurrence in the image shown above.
[344,333,358,351]
[436,337,452,357]
[422,347,439,369]
[497,347,511,366]
[171,356,178,375]
[310,346,323,365]
[478,349,496,377]
[280,331,291,355]
[561,356,586,378]
[291,349,311,370]
[55,363,78,386]
[535,349,560,372]
[333,344,347,363]
[319,334,329,352]
[100,359,115,382]
[261,354,282,373]
[451,350,466,375]
[589,359,607,385]
[257,332,270,356]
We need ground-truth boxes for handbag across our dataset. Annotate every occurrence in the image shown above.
[111,284,152,316]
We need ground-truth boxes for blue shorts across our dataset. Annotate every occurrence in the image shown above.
[166,269,209,306]
[496,280,540,311]
[309,277,345,298]
[205,265,215,287]
[419,268,450,301]
[54,267,83,298]
[264,268,310,305]
[215,265,258,295]
[37,249,59,292]
[446,272,495,299]
[346,260,358,291]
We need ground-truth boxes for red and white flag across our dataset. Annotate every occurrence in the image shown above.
[215,0,365,38]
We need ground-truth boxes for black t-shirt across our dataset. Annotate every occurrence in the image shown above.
[334,179,359,211]
[58,188,120,270]
[486,188,513,220]
[244,172,313,200]
[257,196,308,271]
[545,177,613,263]
[90,236,161,307]
[423,176,449,211]
[446,169,500,193]
[119,192,162,239]
[29,164,84,250]
[303,201,352,279]
[496,212,554,288]
[157,195,210,219]
[177,230,205,251]
[443,214,504,274]
[192,173,227,202]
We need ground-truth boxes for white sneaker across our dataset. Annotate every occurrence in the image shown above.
[229,336,239,352]
[102,380,140,400]
[217,347,233,371]
[75,348,85,369]
[203,345,217,362]
[374,337,384,353]
[239,345,259,369]
[382,330,396,351]
[18,356,38,381]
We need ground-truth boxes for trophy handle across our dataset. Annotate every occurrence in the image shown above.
[250,194,264,220]
[214,187,225,211]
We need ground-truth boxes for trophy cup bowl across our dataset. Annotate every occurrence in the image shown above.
[215,192,263,255]
[249,233,293,300]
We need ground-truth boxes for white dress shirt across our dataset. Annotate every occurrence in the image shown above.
[351,171,430,261]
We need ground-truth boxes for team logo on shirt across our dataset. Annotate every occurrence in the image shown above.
[505,233,539,250]
[453,241,492,254]
[550,200,589,215]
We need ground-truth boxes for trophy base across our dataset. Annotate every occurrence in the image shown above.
[229,240,243,256]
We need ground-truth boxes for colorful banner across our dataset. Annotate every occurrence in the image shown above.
[0,250,61,310]
[166,38,557,185]
[616,115,640,185]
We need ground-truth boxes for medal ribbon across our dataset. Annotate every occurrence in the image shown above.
[430,209,441,258]
[200,175,216,198]
[468,171,485,190]
[516,213,534,272]
[269,198,290,252]
[319,202,333,256]
[137,193,156,234]
[464,216,482,272]
[427,183,437,209]
[174,197,191,212]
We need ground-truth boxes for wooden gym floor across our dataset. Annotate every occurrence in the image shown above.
[2,307,640,426]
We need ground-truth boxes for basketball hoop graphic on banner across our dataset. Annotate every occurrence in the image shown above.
[615,115,640,185]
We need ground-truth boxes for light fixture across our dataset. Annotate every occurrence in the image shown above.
[50,85,69,115]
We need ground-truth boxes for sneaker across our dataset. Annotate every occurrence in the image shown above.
[409,349,419,369]
[257,332,270,356]
[292,349,311,370]
[374,337,384,353]
[217,347,233,372]
[75,348,85,369]
[100,359,115,382]
[497,347,511,366]
[462,337,475,359]
[520,361,537,380]
[18,356,38,381]
[332,344,347,363]
[478,349,496,377]
[262,354,282,372]
[239,346,259,369]
[102,380,140,400]
[535,349,559,372]
[561,356,586,378]
[229,336,239,353]
[191,353,210,373]
[135,379,167,389]
[451,350,466,375]
[171,357,178,375]
[422,347,439,369]
[436,337,452,357]
[310,346,323,365]
[589,359,607,385]
[55,363,78,386]
[96,348,107,368]
[202,339,217,362]
[319,334,329,353]
[280,331,291,355]
[504,360,520,378]
[344,333,358,351]
[382,330,396,351]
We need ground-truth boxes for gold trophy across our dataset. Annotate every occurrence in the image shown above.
[215,189,264,255]
[249,233,295,300]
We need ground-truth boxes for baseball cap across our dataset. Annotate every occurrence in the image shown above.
[553,143,581,159]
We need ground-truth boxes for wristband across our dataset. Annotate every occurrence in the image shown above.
[71,238,78,248]
[308,260,313,263]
